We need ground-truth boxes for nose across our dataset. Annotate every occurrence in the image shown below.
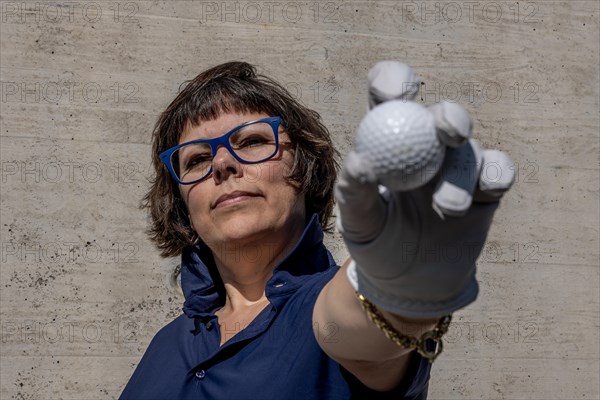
[211,145,242,183]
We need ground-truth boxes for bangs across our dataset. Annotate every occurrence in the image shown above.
[182,79,279,128]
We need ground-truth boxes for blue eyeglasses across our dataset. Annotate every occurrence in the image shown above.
[160,116,283,185]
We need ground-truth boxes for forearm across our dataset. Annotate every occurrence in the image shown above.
[312,260,438,390]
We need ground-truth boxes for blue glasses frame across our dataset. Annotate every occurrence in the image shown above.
[159,116,283,185]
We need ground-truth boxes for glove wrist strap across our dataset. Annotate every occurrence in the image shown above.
[355,291,452,363]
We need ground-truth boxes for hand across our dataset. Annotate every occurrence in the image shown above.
[335,61,515,318]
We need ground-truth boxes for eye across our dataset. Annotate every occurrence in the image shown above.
[184,154,211,169]
[238,135,269,148]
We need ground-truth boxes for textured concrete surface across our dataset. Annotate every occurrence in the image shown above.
[1,1,598,399]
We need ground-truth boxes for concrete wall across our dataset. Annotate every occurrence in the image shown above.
[1,1,598,399]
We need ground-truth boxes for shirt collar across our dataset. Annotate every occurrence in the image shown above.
[180,213,335,319]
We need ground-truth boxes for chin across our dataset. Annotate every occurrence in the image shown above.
[211,212,276,243]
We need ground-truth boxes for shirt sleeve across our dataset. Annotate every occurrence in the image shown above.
[118,315,191,400]
[339,351,432,400]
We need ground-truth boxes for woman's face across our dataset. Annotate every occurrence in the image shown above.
[178,111,306,252]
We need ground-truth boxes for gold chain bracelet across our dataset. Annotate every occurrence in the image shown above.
[355,291,452,363]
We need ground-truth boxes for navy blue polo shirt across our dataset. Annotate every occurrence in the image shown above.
[120,214,432,399]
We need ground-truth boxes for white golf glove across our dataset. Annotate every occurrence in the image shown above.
[336,61,515,318]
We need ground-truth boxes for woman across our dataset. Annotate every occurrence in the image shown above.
[120,61,511,399]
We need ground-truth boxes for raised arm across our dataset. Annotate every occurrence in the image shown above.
[312,61,515,392]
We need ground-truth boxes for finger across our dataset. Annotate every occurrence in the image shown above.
[474,149,516,202]
[335,151,388,243]
[432,139,483,218]
[427,101,472,148]
[367,61,419,109]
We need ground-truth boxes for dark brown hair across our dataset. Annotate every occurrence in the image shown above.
[141,61,339,257]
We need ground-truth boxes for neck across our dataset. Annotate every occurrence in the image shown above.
[211,220,305,314]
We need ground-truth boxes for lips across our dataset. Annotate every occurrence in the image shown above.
[212,191,260,209]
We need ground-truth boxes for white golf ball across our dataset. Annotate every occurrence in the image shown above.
[355,100,445,191]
